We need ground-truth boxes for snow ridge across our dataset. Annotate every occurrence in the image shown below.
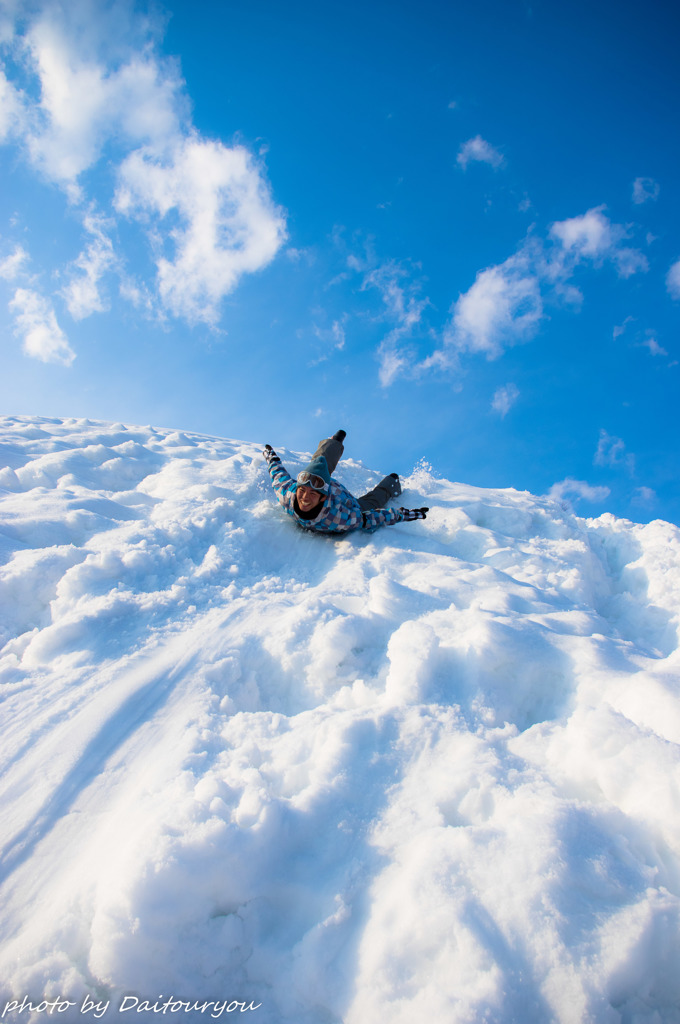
[0,415,679,1024]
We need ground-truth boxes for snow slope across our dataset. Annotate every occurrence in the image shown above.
[1,415,679,1024]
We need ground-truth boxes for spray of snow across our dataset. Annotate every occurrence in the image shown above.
[0,416,679,1023]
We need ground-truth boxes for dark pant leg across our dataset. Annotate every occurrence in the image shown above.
[311,436,345,475]
[357,475,401,511]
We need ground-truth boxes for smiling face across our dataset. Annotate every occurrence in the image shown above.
[296,484,324,512]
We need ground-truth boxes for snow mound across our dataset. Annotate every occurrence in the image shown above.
[1,415,679,1024]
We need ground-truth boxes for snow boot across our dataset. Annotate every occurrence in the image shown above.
[389,473,401,497]
[332,430,346,443]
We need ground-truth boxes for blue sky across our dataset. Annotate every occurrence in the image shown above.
[1,0,679,525]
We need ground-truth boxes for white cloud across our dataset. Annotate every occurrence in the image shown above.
[361,260,428,329]
[643,336,667,357]
[457,135,504,170]
[24,27,118,187]
[16,7,183,190]
[550,206,622,259]
[0,1,18,45]
[0,1,287,338]
[548,478,610,505]
[329,320,345,350]
[9,287,75,365]
[309,317,347,365]
[377,341,412,387]
[491,383,519,417]
[0,244,29,280]
[351,257,429,387]
[549,206,648,279]
[313,320,345,351]
[447,250,542,359]
[632,486,656,506]
[613,247,649,278]
[376,205,650,385]
[115,138,286,325]
[666,260,680,300]
[0,68,23,142]
[62,212,117,319]
[613,315,635,339]
[594,430,635,474]
[632,177,659,205]
[118,275,157,318]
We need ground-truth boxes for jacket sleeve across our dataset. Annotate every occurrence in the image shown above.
[360,507,404,530]
[267,459,297,503]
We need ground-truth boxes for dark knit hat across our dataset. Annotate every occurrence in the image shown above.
[300,455,331,486]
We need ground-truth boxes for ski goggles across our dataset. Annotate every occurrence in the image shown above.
[297,471,329,493]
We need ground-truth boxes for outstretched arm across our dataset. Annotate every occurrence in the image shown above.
[398,507,429,521]
[263,444,280,467]
[361,506,430,530]
[263,445,296,501]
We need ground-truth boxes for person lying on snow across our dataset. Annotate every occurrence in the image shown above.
[263,429,429,534]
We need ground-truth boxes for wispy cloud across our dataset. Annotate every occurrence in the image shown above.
[360,259,429,328]
[666,260,680,300]
[632,486,656,506]
[309,317,347,365]
[2,242,76,364]
[594,429,635,475]
[9,287,75,365]
[457,135,504,170]
[0,3,16,45]
[491,383,520,417]
[548,478,611,506]
[313,319,345,351]
[632,177,660,205]
[611,247,649,278]
[361,204,650,387]
[642,336,667,357]
[62,212,117,319]
[419,207,649,376]
[613,319,671,362]
[347,254,429,386]
[0,245,29,280]
[0,67,22,142]
[613,315,635,339]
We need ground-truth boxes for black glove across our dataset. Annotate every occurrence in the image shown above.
[399,507,429,521]
[263,445,280,465]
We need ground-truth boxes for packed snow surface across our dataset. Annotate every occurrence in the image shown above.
[1,416,680,1024]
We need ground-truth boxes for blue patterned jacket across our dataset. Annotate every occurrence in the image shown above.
[266,457,404,534]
